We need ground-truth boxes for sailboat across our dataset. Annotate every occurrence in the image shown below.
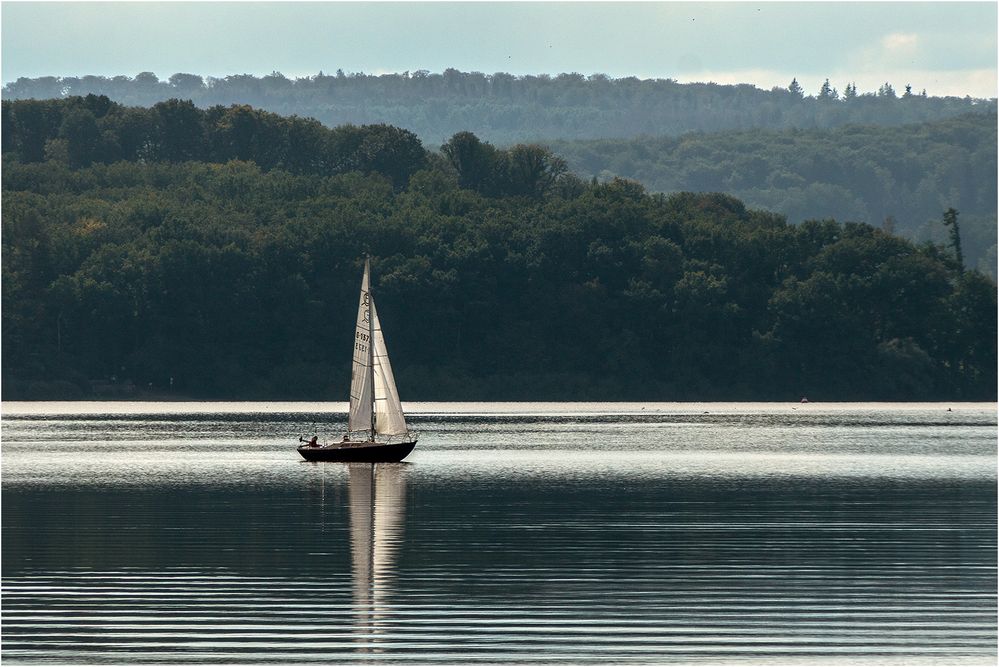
[297,258,418,462]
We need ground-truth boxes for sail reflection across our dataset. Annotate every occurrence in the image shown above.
[348,463,407,653]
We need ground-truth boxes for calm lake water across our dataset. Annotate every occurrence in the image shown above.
[2,402,996,664]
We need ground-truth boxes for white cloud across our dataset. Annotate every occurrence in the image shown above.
[882,33,920,56]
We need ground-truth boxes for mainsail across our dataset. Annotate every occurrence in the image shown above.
[347,259,409,438]
[347,261,374,434]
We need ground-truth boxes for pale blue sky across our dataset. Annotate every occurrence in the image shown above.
[2,2,996,97]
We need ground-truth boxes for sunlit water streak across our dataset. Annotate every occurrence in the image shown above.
[2,402,996,664]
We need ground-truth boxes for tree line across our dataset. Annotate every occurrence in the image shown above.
[1,96,574,200]
[4,69,994,145]
[549,113,998,277]
[3,105,995,400]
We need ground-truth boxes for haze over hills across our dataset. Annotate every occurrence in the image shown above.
[4,71,996,275]
[3,70,994,145]
[550,114,997,275]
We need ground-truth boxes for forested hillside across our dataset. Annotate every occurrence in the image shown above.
[4,70,994,144]
[4,94,995,276]
[3,98,995,401]
[551,114,998,276]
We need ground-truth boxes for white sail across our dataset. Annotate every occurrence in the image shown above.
[370,299,408,436]
[347,261,374,434]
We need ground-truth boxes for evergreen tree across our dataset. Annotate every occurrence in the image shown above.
[788,78,804,99]
[818,78,835,100]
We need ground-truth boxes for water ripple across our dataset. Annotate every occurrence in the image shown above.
[2,404,996,663]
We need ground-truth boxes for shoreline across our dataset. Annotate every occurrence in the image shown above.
[2,400,995,418]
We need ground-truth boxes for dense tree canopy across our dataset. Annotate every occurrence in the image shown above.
[4,69,993,144]
[550,113,998,276]
[1,97,575,199]
[6,96,995,278]
[3,115,995,400]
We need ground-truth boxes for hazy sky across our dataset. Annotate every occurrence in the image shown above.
[2,2,996,97]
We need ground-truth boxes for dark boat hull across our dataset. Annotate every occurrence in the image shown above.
[297,440,417,462]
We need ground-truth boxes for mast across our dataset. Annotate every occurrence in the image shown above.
[367,257,376,441]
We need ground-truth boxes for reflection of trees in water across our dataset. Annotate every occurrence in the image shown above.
[348,463,407,653]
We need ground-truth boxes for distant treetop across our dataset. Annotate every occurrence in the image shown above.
[3,69,993,144]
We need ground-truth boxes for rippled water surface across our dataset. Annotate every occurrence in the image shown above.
[2,402,996,664]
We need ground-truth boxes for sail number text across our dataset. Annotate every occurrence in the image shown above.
[355,331,370,353]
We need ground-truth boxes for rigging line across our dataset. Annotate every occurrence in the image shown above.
[367,261,375,438]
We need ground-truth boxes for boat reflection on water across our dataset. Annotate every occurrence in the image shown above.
[347,462,407,654]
